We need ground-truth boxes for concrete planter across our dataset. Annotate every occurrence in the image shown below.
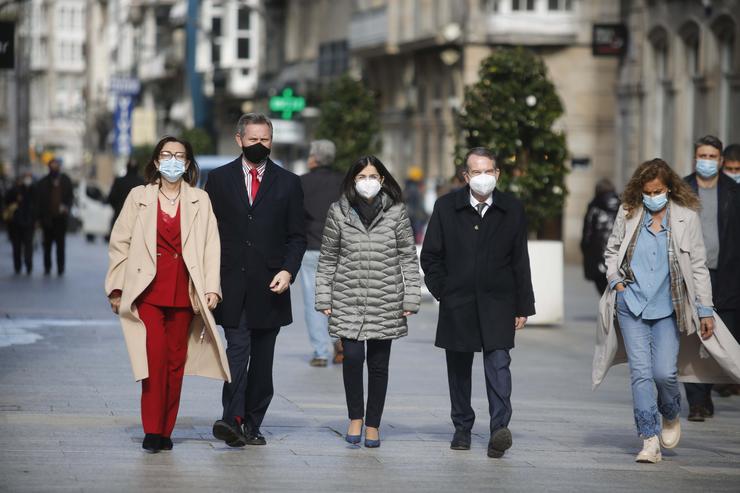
[527,240,564,325]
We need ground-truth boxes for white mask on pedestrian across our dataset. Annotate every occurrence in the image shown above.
[355,178,382,200]
[469,173,497,196]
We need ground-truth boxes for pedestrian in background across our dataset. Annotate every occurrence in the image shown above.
[105,136,229,453]
[107,157,145,237]
[581,178,621,294]
[683,136,740,410]
[403,166,429,244]
[723,144,740,184]
[299,139,344,367]
[420,147,535,459]
[35,159,73,276]
[4,170,36,275]
[316,155,420,448]
[594,158,740,463]
[206,113,306,448]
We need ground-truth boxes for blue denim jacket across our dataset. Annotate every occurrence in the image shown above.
[610,212,713,319]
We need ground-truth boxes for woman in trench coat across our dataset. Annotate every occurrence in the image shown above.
[315,155,421,448]
[105,136,230,452]
[593,158,740,463]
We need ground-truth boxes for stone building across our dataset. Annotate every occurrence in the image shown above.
[616,0,740,182]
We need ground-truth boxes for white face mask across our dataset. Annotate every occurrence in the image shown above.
[469,173,497,196]
[355,178,382,199]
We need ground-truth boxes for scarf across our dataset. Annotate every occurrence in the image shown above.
[353,194,384,229]
[620,204,689,333]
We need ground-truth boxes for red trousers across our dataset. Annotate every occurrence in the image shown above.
[138,302,193,436]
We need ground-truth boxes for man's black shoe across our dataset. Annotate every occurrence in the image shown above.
[450,430,471,450]
[213,419,246,447]
[244,426,267,446]
[688,406,705,422]
[487,427,512,458]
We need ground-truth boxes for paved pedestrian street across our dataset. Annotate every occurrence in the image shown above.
[1,235,739,492]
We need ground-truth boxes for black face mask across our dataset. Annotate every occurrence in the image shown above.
[242,143,271,164]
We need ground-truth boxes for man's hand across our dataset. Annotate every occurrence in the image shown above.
[700,317,714,340]
[205,293,219,310]
[109,295,121,314]
[270,270,292,294]
[323,309,332,316]
[515,317,527,330]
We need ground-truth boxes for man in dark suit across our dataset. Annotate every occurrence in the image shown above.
[107,158,144,235]
[683,135,740,419]
[35,159,74,275]
[420,147,535,459]
[206,113,306,447]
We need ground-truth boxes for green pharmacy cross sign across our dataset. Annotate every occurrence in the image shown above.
[269,88,306,119]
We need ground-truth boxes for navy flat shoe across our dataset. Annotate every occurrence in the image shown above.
[364,438,380,448]
[345,434,362,444]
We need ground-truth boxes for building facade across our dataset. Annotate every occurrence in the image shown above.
[616,0,740,184]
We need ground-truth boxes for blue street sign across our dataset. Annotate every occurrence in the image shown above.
[113,95,134,157]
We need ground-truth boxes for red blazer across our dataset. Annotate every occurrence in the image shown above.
[138,202,191,307]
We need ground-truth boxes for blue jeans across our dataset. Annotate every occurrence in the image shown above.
[299,250,331,359]
[616,292,681,438]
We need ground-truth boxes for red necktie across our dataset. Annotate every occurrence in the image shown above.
[249,168,260,203]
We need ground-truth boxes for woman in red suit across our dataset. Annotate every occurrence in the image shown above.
[106,137,230,453]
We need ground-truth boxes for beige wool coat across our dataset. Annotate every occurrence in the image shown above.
[105,182,231,382]
[593,202,740,389]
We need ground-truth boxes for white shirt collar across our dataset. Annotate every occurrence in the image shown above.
[469,191,493,210]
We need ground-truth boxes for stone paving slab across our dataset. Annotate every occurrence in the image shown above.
[0,235,739,492]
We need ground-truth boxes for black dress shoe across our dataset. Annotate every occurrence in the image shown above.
[703,397,714,417]
[142,433,162,453]
[688,405,706,422]
[213,420,246,447]
[450,430,471,450]
[160,437,173,450]
[244,426,267,446]
[487,427,512,458]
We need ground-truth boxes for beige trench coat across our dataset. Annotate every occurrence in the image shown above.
[105,182,231,382]
[593,202,740,389]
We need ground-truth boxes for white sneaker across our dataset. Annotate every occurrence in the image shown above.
[635,436,662,463]
[660,416,681,449]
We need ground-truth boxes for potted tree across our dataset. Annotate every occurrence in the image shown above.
[455,47,569,324]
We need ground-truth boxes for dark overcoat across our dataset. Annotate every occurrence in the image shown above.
[420,186,535,352]
[205,157,306,329]
[684,172,740,311]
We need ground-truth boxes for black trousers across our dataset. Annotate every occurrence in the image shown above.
[9,224,33,273]
[685,308,736,407]
[446,349,512,434]
[221,307,280,431]
[342,338,392,428]
[42,216,67,274]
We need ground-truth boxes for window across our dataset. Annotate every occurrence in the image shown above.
[548,0,573,10]
[238,7,251,30]
[211,15,222,65]
[237,38,250,60]
[318,40,349,77]
[211,43,220,65]
[718,30,735,143]
[211,17,222,37]
[512,0,535,11]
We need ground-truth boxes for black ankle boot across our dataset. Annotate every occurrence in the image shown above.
[142,433,162,452]
[161,437,173,450]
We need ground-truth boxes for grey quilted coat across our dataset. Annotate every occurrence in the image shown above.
[315,194,421,340]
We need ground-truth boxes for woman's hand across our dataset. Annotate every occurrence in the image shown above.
[323,309,332,316]
[699,317,714,340]
[615,282,626,293]
[403,311,413,317]
[109,295,121,314]
[205,293,219,311]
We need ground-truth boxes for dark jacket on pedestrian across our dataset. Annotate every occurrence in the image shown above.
[685,172,740,310]
[315,194,421,340]
[35,172,74,227]
[205,157,307,329]
[420,186,535,352]
[108,169,145,225]
[5,183,36,228]
[580,191,620,282]
[300,166,344,251]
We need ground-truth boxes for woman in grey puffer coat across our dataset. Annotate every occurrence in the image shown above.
[316,156,421,448]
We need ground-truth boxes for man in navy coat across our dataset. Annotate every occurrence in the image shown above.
[206,113,306,447]
[421,147,535,458]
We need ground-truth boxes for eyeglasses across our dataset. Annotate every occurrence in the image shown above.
[159,151,187,161]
